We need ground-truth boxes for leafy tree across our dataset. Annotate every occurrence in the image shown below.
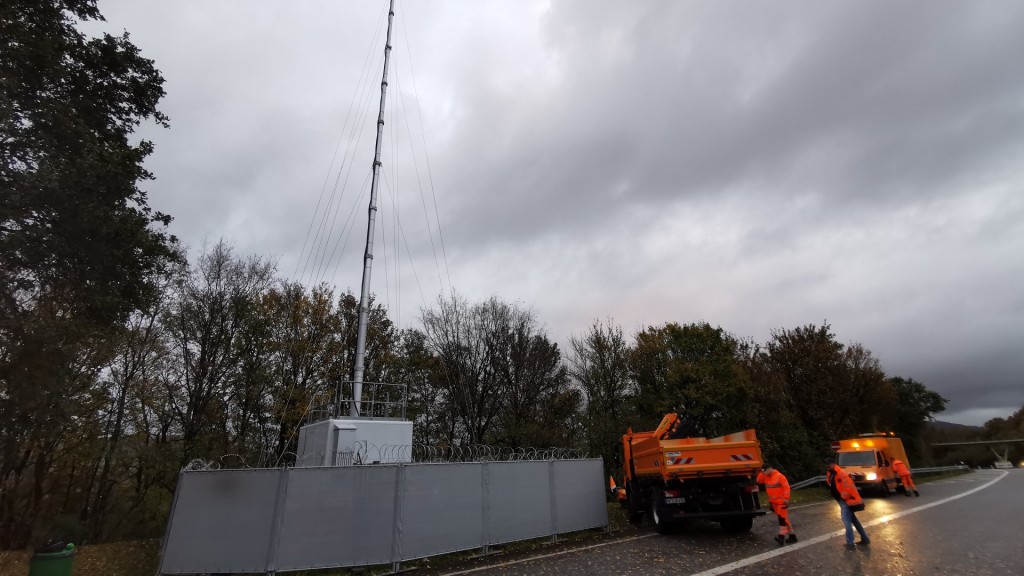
[420,294,503,445]
[393,328,447,446]
[162,241,275,464]
[764,324,858,445]
[630,322,755,437]
[419,294,573,447]
[259,283,344,465]
[0,0,177,547]
[569,320,632,476]
[739,339,819,480]
[80,272,176,541]
[887,376,947,463]
[843,343,896,432]
[493,321,577,449]
[984,406,1024,439]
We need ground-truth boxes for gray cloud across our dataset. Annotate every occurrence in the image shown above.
[90,0,1024,425]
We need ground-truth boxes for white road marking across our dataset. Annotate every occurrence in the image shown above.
[440,471,1005,576]
[788,500,832,510]
[440,534,658,575]
[689,470,1009,576]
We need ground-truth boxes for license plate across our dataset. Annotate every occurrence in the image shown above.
[665,497,686,505]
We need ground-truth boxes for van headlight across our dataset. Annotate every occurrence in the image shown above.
[866,472,877,481]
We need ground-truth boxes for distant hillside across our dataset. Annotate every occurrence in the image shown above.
[929,420,982,431]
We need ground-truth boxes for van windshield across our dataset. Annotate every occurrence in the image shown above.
[838,451,875,467]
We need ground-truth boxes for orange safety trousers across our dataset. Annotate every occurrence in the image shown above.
[771,501,794,535]
[900,474,917,491]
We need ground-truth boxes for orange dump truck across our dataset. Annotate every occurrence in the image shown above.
[833,433,910,496]
[618,413,766,533]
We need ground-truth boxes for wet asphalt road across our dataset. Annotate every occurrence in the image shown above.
[434,469,1022,576]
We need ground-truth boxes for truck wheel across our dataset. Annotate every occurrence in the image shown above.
[651,498,671,534]
[721,517,754,533]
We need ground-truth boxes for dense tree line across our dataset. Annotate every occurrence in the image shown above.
[2,0,1000,551]
[0,228,959,547]
[571,321,951,483]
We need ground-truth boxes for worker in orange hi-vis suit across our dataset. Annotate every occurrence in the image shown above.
[757,464,797,544]
[891,459,919,497]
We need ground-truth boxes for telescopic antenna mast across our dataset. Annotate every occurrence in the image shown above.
[351,0,395,417]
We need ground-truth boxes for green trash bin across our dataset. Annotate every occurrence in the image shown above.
[27,542,76,576]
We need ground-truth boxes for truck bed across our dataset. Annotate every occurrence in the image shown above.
[629,428,763,479]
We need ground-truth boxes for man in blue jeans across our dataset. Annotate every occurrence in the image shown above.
[825,458,870,548]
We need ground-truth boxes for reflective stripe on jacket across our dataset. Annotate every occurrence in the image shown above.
[756,469,791,502]
[826,464,863,507]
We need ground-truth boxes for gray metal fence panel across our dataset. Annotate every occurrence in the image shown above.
[485,461,552,544]
[399,463,485,560]
[274,466,398,571]
[552,459,608,534]
[159,458,609,574]
[160,469,282,574]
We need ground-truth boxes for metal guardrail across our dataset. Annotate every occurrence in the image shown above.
[790,464,969,490]
[790,475,826,490]
[909,464,971,474]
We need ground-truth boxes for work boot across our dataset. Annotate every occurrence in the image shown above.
[856,539,871,546]
[914,490,920,497]
[786,534,798,543]
[775,535,785,545]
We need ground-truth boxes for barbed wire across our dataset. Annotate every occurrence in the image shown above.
[183,459,220,471]
[185,444,589,471]
[411,444,587,463]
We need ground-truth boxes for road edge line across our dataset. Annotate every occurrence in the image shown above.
[690,470,1009,576]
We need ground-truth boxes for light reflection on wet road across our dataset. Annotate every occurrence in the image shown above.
[433,469,1022,575]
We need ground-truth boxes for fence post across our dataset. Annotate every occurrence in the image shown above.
[480,462,491,556]
[264,467,291,575]
[548,460,559,544]
[389,464,407,573]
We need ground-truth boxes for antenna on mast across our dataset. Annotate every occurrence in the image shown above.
[351,0,395,417]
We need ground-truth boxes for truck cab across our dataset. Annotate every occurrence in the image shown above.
[833,433,909,497]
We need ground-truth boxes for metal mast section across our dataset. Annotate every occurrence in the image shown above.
[351,0,395,417]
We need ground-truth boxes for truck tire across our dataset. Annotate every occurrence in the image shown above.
[650,491,673,534]
[720,516,754,533]
[647,496,671,532]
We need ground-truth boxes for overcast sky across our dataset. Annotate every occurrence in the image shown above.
[87,0,1024,426]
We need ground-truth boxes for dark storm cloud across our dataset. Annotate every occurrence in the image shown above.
[89,0,1024,424]
[442,0,1024,245]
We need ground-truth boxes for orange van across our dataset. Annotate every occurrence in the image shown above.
[832,433,910,496]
